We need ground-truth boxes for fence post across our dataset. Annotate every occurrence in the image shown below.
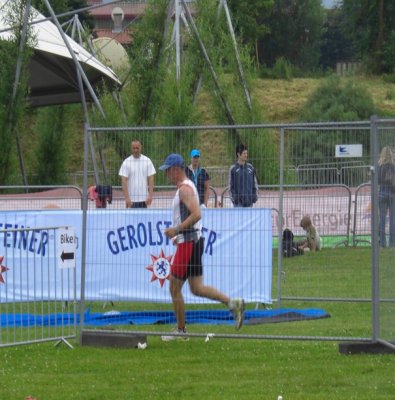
[79,122,90,343]
[277,127,285,306]
[370,114,379,342]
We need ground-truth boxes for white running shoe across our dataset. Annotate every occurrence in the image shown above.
[231,298,245,330]
[161,327,189,342]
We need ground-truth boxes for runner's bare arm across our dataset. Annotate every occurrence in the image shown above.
[164,185,201,238]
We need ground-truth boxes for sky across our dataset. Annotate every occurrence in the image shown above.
[322,0,340,8]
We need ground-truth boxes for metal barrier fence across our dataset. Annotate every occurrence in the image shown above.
[221,184,353,247]
[2,120,393,349]
[0,183,371,248]
[0,225,77,348]
[0,185,83,210]
[64,163,372,189]
[290,162,371,187]
[80,120,386,344]
[352,183,372,246]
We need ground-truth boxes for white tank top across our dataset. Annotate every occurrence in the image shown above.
[172,179,202,243]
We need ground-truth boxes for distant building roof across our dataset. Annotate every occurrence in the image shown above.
[87,1,147,19]
[86,1,147,44]
[86,1,195,45]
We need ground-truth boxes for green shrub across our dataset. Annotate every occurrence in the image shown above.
[32,106,71,185]
[271,57,296,80]
[259,58,296,80]
[300,75,375,122]
[383,73,395,84]
[382,31,395,73]
[385,89,395,101]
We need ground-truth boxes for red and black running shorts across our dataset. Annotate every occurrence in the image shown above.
[171,237,204,281]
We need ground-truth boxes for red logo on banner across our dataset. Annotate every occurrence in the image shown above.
[146,249,172,287]
[0,256,9,284]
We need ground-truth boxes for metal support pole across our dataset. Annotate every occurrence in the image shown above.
[220,0,252,111]
[79,122,90,344]
[370,114,380,342]
[277,127,285,306]
[175,0,181,81]
[139,0,174,122]
[181,0,235,126]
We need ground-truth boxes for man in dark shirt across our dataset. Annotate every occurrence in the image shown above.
[185,149,210,207]
[228,144,258,207]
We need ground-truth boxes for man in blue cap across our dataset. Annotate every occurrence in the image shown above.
[186,149,210,207]
[159,153,245,341]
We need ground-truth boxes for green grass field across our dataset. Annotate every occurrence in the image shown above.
[1,246,394,400]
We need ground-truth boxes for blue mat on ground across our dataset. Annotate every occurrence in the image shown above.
[1,308,330,327]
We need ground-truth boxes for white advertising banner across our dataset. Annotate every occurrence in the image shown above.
[0,209,272,304]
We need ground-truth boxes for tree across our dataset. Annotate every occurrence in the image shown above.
[341,0,395,73]
[92,0,278,184]
[64,0,94,28]
[33,106,71,185]
[0,0,33,185]
[32,0,93,27]
[32,0,68,15]
[319,7,357,70]
[0,41,20,184]
[226,0,274,67]
[261,0,325,71]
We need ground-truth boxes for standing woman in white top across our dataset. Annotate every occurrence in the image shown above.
[119,139,156,208]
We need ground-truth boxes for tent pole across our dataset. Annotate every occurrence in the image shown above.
[43,0,112,184]
[220,0,252,110]
[180,0,236,126]
[189,0,249,113]
[42,0,106,119]
[139,0,175,122]
[175,0,181,82]
[69,13,110,184]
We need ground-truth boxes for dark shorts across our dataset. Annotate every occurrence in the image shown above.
[171,237,204,281]
[131,202,147,208]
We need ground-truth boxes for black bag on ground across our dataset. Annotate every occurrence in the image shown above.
[282,229,303,257]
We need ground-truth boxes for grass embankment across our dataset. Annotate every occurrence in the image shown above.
[254,76,395,122]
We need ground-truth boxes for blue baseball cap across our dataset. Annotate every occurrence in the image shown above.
[190,149,200,158]
[159,153,185,170]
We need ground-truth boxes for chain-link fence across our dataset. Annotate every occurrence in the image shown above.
[1,120,394,349]
[78,120,394,345]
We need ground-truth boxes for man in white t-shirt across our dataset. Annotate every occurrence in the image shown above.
[119,139,156,208]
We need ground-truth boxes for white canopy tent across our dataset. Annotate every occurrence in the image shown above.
[0,0,120,107]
